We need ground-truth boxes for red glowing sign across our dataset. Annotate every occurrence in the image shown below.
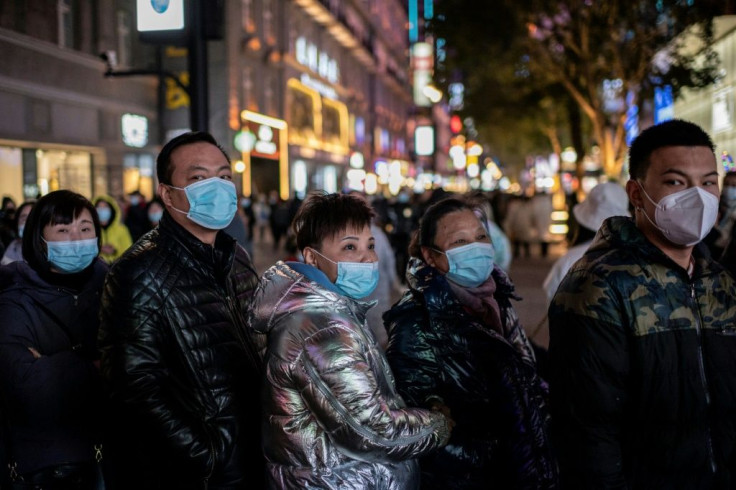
[450,115,463,134]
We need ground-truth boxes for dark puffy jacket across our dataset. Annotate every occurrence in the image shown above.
[98,212,263,489]
[384,258,558,489]
[549,216,736,489]
[0,259,108,475]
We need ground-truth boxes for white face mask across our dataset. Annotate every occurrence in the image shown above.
[638,182,719,247]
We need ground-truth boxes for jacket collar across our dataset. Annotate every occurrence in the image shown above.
[277,261,374,311]
[1,259,107,295]
[593,216,722,279]
[287,261,343,296]
[158,211,237,273]
[405,257,519,312]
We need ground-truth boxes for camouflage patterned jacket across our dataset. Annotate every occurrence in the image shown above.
[549,216,736,489]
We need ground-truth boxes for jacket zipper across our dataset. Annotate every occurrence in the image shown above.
[691,283,717,473]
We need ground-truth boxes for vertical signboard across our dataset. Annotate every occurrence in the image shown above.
[412,42,433,107]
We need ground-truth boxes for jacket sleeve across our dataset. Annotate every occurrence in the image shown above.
[295,321,450,463]
[0,302,99,427]
[98,262,214,475]
[548,269,629,490]
[384,302,443,407]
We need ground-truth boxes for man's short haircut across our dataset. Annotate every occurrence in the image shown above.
[156,131,230,185]
[628,119,715,181]
[293,191,375,252]
[23,190,101,272]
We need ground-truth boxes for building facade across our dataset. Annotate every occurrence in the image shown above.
[0,0,417,204]
[0,1,161,204]
[230,0,415,200]
[674,16,736,172]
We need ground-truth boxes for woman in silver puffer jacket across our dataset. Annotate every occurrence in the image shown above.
[249,192,452,489]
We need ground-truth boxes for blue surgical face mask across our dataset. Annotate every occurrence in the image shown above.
[17,225,24,239]
[44,237,99,274]
[434,242,495,288]
[724,186,736,203]
[168,177,238,230]
[148,210,163,223]
[311,249,379,299]
[97,207,112,224]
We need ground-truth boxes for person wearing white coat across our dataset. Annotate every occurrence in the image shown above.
[543,182,630,302]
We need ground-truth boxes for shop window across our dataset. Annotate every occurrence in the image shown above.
[0,147,23,205]
[264,73,275,115]
[116,9,132,68]
[322,165,337,194]
[243,66,257,112]
[292,160,308,198]
[263,0,276,44]
[287,81,319,147]
[242,0,255,33]
[322,99,348,154]
[123,154,155,200]
[58,0,74,49]
[37,149,92,198]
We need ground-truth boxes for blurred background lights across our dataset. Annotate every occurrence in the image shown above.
[364,173,378,194]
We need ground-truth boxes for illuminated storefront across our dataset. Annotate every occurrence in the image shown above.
[286,77,350,194]
[120,113,156,199]
[237,110,289,200]
[0,140,107,202]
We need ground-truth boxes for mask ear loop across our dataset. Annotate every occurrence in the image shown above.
[163,184,191,217]
[308,247,337,265]
[636,183,667,233]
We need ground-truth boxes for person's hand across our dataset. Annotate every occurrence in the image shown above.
[433,411,455,446]
[431,402,456,435]
[28,347,42,359]
[430,401,452,419]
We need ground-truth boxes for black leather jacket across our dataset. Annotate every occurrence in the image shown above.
[385,258,558,489]
[99,212,263,489]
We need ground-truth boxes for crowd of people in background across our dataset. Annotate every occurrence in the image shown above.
[2,119,736,489]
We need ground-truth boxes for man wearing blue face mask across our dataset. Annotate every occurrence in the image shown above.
[98,132,263,489]
[549,119,736,488]
[248,191,452,489]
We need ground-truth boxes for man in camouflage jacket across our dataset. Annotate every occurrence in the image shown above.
[549,120,736,489]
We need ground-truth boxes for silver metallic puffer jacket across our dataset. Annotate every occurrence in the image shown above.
[249,261,450,489]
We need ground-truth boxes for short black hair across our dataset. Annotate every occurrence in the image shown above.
[2,196,15,210]
[293,191,375,252]
[628,119,715,180]
[409,197,473,257]
[156,131,230,185]
[23,190,101,272]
